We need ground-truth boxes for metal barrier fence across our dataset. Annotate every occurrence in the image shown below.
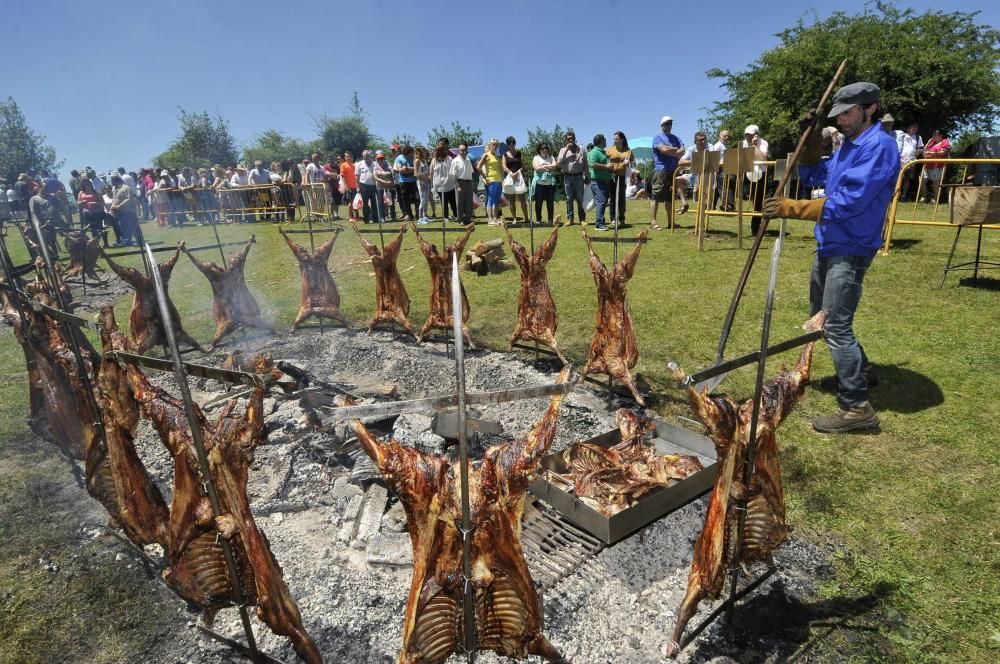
[147,183,297,225]
[882,158,1000,255]
[301,182,335,221]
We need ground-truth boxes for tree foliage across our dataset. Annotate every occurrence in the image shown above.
[0,97,62,184]
[242,129,311,166]
[427,121,482,148]
[520,124,575,182]
[316,115,374,158]
[705,3,1000,156]
[154,109,239,169]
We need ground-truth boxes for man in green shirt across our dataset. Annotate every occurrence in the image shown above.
[588,134,614,231]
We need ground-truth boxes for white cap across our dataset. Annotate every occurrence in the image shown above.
[660,116,673,125]
[744,125,760,135]
[160,169,169,176]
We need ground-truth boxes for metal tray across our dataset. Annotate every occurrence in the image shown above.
[528,418,717,545]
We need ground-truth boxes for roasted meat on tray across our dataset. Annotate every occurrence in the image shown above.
[412,222,475,347]
[664,311,827,656]
[101,244,204,354]
[546,409,703,516]
[352,223,417,337]
[184,236,275,348]
[279,226,349,330]
[350,367,574,664]
[127,362,321,663]
[580,229,648,405]
[504,221,567,365]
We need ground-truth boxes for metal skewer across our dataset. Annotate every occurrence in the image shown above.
[451,253,476,662]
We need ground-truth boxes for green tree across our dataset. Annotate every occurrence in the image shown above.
[242,129,310,165]
[0,97,62,184]
[347,91,367,122]
[427,121,483,148]
[705,3,1000,156]
[154,109,238,169]
[522,124,574,182]
[315,115,373,158]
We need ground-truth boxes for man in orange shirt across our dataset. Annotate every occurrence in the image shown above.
[340,151,359,220]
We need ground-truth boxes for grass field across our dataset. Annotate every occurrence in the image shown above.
[1,201,997,662]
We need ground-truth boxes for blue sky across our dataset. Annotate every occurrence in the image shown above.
[3,0,997,178]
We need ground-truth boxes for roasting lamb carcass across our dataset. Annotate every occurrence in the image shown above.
[350,367,573,664]
[279,226,349,330]
[94,306,170,549]
[184,236,275,348]
[412,222,475,347]
[663,311,827,656]
[504,221,567,364]
[127,369,321,663]
[101,244,204,353]
[63,232,102,281]
[352,222,416,336]
[580,229,648,405]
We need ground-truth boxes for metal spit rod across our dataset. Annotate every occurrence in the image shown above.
[451,253,476,663]
[725,218,786,620]
[144,243,264,663]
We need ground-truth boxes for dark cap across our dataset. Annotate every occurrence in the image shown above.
[828,82,881,117]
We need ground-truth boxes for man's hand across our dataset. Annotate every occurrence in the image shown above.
[763,196,826,221]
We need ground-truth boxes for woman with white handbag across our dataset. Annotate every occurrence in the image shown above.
[502,136,530,223]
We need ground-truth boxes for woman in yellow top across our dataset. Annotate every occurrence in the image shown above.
[605,131,635,226]
[476,138,504,225]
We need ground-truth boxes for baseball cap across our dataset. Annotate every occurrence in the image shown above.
[660,115,673,125]
[391,143,401,150]
[881,113,894,123]
[744,125,760,135]
[160,169,169,176]
[375,149,385,157]
[828,82,881,117]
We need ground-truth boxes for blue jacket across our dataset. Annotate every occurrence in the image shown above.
[799,123,900,257]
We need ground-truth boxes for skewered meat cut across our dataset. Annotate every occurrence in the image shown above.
[26,257,73,309]
[546,409,703,516]
[664,311,827,656]
[127,369,321,663]
[412,222,475,347]
[94,306,170,549]
[504,221,567,365]
[580,229,648,405]
[63,232,102,281]
[101,244,204,353]
[352,223,416,336]
[350,367,573,664]
[279,226,349,330]
[184,236,275,348]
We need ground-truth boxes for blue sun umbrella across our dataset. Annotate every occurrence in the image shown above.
[630,136,654,162]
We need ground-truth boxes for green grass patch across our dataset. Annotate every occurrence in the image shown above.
[1,203,998,661]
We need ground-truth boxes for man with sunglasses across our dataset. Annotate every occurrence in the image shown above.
[650,116,685,230]
[556,131,589,225]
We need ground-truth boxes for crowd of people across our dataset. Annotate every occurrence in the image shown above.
[0,113,955,246]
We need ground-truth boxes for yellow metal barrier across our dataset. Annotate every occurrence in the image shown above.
[882,158,1000,255]
[148,184,293,225]
[301,182,334,221]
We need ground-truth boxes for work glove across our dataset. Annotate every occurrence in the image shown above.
[797,111,824,166]
[763,196,826,221]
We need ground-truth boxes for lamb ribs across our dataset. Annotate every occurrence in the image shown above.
[352,223,416,336]
[101,244,204,353]
[504,222,567,364]
[184,236,274,348]
[412,223,475,347]
[664,312,827,655]
[350,367,573,664]
[580,229,648,405]
[279,227,349,330]
[126,353,321,663]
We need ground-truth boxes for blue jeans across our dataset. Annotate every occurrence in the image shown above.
[590,180,610,226]
[563,174,585,222]
[810,254,873,409]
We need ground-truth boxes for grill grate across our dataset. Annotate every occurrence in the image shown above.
[522,500,606,590]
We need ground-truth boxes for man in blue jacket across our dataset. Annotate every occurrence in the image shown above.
[763,82,899,433]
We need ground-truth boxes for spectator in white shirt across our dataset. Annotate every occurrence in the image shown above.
[898,122,924,201]
[354,150,379,223]
[742,124,769,234]
[450,143,475,223]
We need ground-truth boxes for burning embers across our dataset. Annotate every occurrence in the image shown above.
[664,312,827,656]
[350,367,573,664]
[544,409,703,516]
